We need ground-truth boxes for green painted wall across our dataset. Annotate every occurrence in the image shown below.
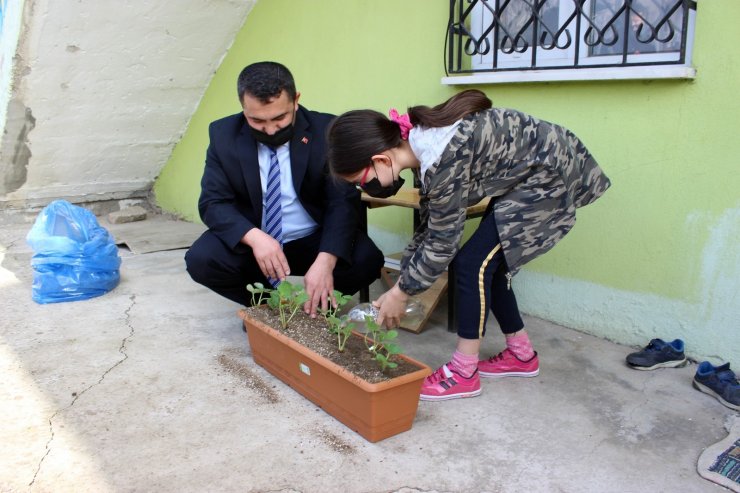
[155,0,740,362]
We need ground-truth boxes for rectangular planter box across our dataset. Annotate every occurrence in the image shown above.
[240,310,431,442]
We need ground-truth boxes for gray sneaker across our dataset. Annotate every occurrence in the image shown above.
[693,361,740,411]
[626,338,687,370]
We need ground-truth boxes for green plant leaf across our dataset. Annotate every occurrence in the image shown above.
[277,282,292,298]
[385,343,403,356]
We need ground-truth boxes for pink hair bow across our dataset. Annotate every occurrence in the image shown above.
[389,108,413,140]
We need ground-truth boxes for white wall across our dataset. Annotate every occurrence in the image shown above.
[0,0,255,208]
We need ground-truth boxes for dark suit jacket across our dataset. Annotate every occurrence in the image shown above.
[198,105,361,263]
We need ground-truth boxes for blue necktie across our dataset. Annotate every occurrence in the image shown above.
[264,147,283,286]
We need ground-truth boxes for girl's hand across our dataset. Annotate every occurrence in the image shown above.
[374,284,409,329]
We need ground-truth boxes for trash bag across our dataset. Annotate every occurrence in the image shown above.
[26,199,121,304]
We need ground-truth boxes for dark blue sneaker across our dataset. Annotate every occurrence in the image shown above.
[625,338,687,370]
[693,362,740,411]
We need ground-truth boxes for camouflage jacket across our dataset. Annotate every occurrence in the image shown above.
[398,108,611,296]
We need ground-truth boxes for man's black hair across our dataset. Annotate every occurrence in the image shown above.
[237,61,297,104]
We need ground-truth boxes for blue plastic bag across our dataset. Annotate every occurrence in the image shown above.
[26,200,121,303]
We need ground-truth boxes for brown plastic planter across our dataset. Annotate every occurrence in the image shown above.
[239,310,431,442]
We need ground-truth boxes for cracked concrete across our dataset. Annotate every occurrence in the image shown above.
[0,214,734,492]
[29,294,136,487]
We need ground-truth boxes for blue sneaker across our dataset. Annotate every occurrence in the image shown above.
[693,362,740,411]
[626,338,687,370]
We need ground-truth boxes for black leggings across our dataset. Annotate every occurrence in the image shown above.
[452,205,524,340]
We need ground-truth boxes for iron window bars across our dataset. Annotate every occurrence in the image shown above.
[446,0,697,75]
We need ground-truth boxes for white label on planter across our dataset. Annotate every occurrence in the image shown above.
[299,363,311,376]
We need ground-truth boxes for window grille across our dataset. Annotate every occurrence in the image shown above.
[446,0,697,76]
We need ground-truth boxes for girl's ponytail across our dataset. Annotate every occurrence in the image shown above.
[408,89,492,128]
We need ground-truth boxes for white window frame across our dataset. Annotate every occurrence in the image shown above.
[442,0,696,85]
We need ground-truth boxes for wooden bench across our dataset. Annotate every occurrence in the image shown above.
[361,188,491,333]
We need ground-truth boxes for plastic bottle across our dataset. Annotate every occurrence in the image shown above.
[347,299,425,325]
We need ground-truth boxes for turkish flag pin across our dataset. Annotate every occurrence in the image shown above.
[301,137,309,144]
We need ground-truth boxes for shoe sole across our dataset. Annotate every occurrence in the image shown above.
[627,358,687,371]
[479,369,539,378]
[692,380,740,411]
[419,389,482,401]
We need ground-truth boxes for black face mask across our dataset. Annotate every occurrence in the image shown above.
[250,123,294,148]
[362,171,405,199]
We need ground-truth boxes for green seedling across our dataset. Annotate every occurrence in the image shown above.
[246,282,269,307]
[318,290,353,318]
[363,317,403,372]
[251,280,310,329]
[325,314,355,352]
[318,290,355,352]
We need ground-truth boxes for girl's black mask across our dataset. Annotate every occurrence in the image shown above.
[362,165,405,198]
[250,123,294,148]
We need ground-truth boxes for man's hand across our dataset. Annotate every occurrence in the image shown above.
[303,252,338,317]
[375,283,410,329]
[242,229,290,281]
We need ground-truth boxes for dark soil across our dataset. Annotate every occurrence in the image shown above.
[242,306,423,384]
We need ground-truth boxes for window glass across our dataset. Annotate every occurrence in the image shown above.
[590,0,685,56]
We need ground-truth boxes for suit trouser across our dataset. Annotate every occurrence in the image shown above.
[452,203,524,340]
[185,228,384,307]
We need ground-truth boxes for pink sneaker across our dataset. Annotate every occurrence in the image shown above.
[478,349,539,378]
[420,363,481,401]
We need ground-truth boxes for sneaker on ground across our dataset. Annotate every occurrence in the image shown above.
[625,338,687,370]
[692,361,740,411]
[419,363,481,401]
[478,348,539,378]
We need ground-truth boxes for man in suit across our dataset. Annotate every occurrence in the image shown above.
[185,61,384,315]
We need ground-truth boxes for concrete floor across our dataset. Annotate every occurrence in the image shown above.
[0,213,735,493]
